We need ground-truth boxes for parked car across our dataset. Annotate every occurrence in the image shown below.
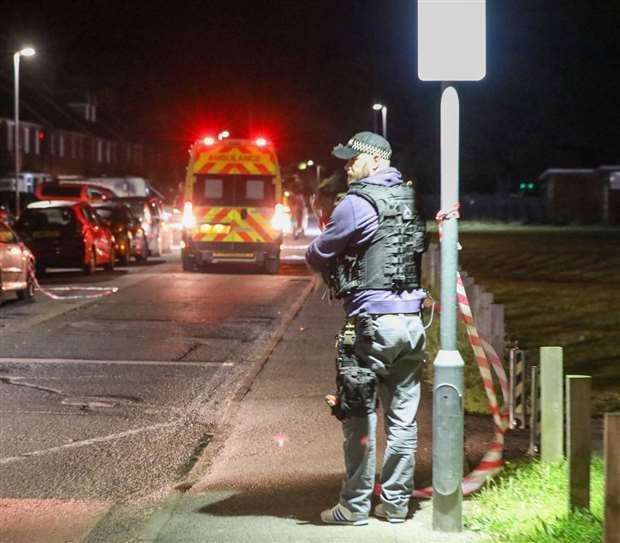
[16,201,115,275]
[93,203,148,264]
[112,196,164,257]
[0,218,36,303]
[34,182,116,203]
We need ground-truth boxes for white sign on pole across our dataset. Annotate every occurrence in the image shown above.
[418,0,486,81]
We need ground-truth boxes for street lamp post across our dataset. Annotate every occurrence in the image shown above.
[418,0,486,532]
[372,103,387,138]
[13,46,36,218]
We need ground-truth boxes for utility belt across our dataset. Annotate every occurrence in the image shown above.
[329,317,378,421]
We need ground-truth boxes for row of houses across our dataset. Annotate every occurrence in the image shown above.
[0,70,178,195]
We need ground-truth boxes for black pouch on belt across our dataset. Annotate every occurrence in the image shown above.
[337,365,377,418]
[331,321,377,420]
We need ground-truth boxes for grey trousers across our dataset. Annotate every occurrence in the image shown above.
[339,313,425,515]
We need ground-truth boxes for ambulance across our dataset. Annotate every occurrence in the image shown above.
[181,136,288,273]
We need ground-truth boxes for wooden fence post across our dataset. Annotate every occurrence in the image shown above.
[430,242,440,289]
[540,347,564,463]
[470,284,482,324]
[566,375,591,510]
[490,303,505,358]
[478,292,494,341]
[604,413,620,543]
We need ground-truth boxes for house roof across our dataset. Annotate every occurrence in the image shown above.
[0,68,122,141]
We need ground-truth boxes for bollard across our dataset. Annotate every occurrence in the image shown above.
[566,375,591,511]
[540,347,564,463]
[527,365,539,456]
[508,348,526,430]
[513,349,525,429]
[604,413,620,543]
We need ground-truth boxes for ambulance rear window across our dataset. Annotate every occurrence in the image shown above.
[205,179,223,199]
[196,175,275,207]
[246,180,265,200]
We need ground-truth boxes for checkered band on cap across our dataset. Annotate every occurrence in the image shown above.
[348,138,391,160]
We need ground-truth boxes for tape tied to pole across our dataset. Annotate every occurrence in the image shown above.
[434,202,462,250]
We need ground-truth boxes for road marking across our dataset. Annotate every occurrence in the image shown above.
[0,420,182,465]
[0,358,234,367]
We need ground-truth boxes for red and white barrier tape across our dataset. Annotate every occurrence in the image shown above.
[30,268,118,300]
[412,204,509,498]
[411,274,509,498]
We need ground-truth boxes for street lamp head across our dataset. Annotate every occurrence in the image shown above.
[306,160,314,166]
[19,47,36,57]
[298,162,307,171]
[372,103,384,111]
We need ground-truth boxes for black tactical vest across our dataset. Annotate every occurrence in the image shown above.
[331,180,426,298]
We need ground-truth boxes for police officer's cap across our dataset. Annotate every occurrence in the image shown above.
[332,131,392,161]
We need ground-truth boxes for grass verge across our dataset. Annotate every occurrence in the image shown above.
[424,223,620,415]
[465,458,604,542]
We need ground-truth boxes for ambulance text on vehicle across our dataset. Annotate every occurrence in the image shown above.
[181,137,286,273]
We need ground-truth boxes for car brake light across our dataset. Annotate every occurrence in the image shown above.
[182,201,197,229]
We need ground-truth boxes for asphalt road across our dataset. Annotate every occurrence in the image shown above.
[0,239,313,540]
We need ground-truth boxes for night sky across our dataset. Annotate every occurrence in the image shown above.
[2,1,619,193]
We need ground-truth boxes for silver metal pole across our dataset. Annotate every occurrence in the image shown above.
[432,84,464,532]
[509,348,516,429]
[381,106,387,138]
[14,52,21,218]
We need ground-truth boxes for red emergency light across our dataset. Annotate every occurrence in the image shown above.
[255,137,267,147]
[202,136,215,146]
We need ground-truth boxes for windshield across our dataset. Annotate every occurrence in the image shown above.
[18,208,75,230]
[40,185,82,197]
[195,175,275,207]
[115,199,150,221]
[96,206,130,223]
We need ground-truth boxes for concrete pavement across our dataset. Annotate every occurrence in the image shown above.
[124,281,489,542]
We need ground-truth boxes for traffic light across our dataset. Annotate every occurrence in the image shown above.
[518,180,538,195]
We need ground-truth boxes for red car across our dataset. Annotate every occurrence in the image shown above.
[16,201,115,275]
[34,182,116,203]
[0,219,36,302]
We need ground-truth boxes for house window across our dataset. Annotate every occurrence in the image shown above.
[97,139,103,162]
[23,126,30,154]
[58,134,65,157]
[35,130,40,155]
[106,141,111,163]
[71,135,77,159]
[50,133,55,156]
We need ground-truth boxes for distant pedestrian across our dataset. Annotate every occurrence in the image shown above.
[289,190,306,239]
[306,131,427,526]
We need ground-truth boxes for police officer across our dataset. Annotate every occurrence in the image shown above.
[306,131,427,526]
